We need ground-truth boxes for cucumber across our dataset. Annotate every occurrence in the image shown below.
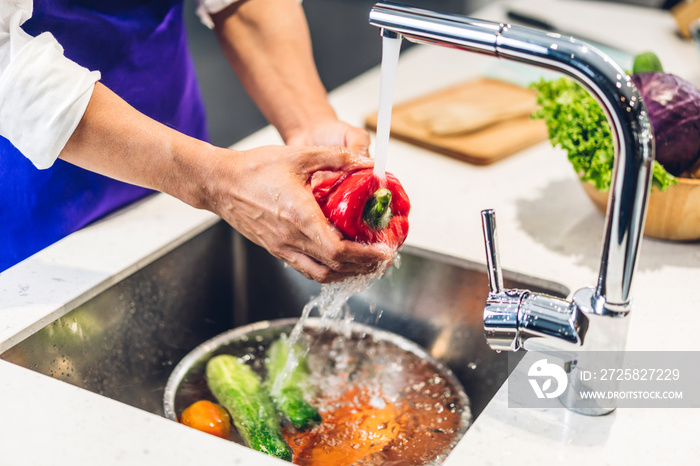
[265,336,321,429]
[206,355,292,461]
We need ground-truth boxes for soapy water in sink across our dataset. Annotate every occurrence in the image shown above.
[173,324,470,466]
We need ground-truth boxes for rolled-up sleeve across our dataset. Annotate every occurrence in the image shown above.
[0,1,100,169]
[195,0,301,28]
[195,0,244,28]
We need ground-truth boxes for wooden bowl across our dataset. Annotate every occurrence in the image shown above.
[581,177,700,241]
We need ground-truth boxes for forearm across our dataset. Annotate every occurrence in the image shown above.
[59,81,387,283]
[212,0,336,143]
[59,83,218,210]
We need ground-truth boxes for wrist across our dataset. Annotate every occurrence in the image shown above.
[167,137,231,212]
[278,104,338,145]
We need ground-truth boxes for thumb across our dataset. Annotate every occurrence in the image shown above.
[344,126,371,157]
[300,146,373,174]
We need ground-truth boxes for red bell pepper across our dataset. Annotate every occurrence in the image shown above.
[313,168,410,248]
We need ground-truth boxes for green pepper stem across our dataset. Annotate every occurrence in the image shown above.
[363,188,393,230]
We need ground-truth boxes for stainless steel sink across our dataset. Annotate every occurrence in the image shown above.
[1,221,568,420]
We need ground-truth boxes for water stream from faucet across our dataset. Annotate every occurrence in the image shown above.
[373,34,402,178]
[272,36,403,394]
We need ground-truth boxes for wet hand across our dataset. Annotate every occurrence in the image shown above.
[203,145,392,283]
[285,119,370,157]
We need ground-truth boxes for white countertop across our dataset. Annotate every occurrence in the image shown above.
[2,1,699,464]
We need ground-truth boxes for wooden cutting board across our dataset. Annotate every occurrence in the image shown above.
[365,78,548,165]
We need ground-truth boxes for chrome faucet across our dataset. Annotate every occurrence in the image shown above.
[369,2,654,415]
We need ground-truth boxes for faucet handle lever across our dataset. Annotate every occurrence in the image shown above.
[481,209,503,294]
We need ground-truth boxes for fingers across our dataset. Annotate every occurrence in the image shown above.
[310,240,388,274]
[321,237,393,268]
[310,170,344,193]
[285,244,388,283]
[344,126,371,156]
[290,156,393,277]
[285,250,357,283]
[297,212,393,269]
[252,190,390,281]
[217,143,394,284]
[296,146,373,174]
[287,120,371,158]
[273,199,391,278]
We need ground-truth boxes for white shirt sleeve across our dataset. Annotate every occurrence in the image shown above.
[0,0,100,169]
[195,0,244,29]
[195,0,302,29]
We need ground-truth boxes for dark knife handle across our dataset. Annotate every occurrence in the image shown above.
[506,10,557,32]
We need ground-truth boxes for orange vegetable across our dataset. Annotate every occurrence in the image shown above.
[283,386,403,465]
[180,400,232,439]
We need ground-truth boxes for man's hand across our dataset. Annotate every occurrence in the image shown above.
[285,118,371,157]
[60,0,391,284]
[202,144,391,283]
[60,84,390,283]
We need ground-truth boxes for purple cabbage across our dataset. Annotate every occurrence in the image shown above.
[631,72,700,176]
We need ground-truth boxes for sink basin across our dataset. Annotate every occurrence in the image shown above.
[1,221,568,420]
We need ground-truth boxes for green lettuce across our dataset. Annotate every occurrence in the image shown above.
[529,76,677,192]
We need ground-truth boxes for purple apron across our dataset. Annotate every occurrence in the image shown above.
[0,0,208,271]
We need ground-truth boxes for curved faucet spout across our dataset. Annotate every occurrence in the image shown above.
[369,2,654,315]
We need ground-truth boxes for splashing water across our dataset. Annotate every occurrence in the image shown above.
[173,247,472,464]
[173,318,471,464]
[373,34,402,179]
[282,327,470,466]
[270,258,394,398]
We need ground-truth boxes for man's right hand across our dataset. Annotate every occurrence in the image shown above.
[201,144,393,283]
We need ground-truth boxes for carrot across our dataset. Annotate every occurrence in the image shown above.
[283,386,402,465]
